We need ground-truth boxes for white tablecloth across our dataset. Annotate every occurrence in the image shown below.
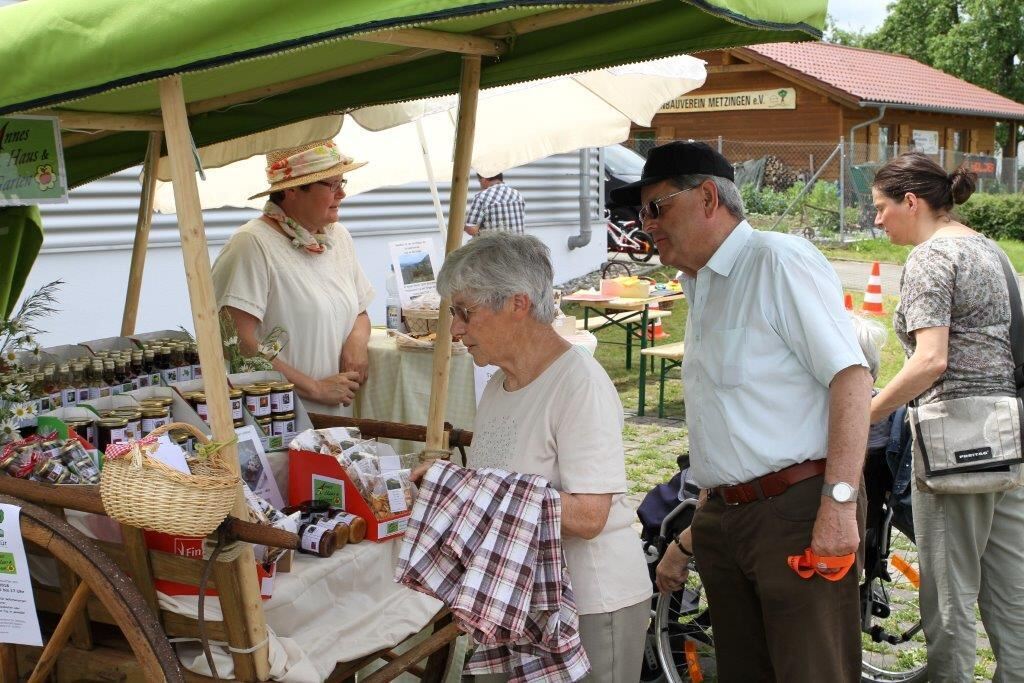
[353,329,477,456]
[166,540,443,682]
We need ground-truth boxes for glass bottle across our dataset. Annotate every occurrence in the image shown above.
[103,359,119,395]
[59,362,77,407]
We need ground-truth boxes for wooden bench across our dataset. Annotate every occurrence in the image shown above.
[640,342,685,418]
[577,309,672,369]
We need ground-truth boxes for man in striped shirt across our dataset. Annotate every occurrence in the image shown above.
[465,173,526,236]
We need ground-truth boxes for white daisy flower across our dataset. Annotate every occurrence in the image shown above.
[224,336,239,347]
[0,419,19,441]
[11,403,32,419]
[3,349,16,363]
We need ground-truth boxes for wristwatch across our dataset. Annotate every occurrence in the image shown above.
[821,481,858,503]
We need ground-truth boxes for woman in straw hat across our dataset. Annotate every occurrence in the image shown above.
[212,139,373,415]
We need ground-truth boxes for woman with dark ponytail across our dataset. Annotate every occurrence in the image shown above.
[868,153,1024,681]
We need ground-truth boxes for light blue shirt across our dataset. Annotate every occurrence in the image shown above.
[680,221,867,488]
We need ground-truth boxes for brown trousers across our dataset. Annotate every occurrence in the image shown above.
[691,474,865,683]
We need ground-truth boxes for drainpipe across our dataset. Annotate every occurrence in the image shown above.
[568,147,594,250]
[848,104,887,162]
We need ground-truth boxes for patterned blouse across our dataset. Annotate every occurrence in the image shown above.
[894,235,1015,405]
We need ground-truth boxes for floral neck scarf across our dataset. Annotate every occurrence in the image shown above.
[262,201,330,254]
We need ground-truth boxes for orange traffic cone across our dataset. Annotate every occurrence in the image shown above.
[844,293,854,311]
[862,262,885,316]
[648,302,669,342]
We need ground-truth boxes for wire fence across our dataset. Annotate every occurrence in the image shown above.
[627,136,1022,241]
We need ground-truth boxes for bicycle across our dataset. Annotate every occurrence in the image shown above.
[607,211,656,263]
[641,451,925,683]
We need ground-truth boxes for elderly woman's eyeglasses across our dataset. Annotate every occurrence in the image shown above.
[316,179,348,193]
[638,186,697,224]
[448,304,477,323]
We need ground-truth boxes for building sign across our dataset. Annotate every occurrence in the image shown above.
[964,155,998,178]
[911,130,940,155]
[0,115,68,206]
[660,88,796,113]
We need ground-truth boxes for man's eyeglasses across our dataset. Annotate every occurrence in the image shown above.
[638,186,697,224]
[316,179,348,193]
[448,304,477,324]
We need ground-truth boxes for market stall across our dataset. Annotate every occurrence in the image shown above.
[0,1,825,680]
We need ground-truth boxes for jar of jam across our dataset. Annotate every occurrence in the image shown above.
[255,416,273,434]
[142,396,174,409]
[140,407,170,435]
[228,388,244,422]
[269,382,295,415]
[64,419,97,449]
[34,456,79,484]
[168,428,193,456]
[327,510,367,544]
[192,392,208,423]
[97,417,129,451]
[179,390,201,407]
[112,409,143,441]
[244,385,272,418]
[297,522,337,558]
[60,441,100,484]
[0,450,28,477]
[271,412,296,437]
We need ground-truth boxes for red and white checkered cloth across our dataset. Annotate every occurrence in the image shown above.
[395,461,590,682]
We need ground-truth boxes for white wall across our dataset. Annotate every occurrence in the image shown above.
[17,151,605,347]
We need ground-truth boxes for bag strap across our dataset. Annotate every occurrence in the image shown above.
[991,240,1024,389]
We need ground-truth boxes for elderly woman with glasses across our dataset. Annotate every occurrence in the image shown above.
[212,139,374,416]
[436,232,652,683]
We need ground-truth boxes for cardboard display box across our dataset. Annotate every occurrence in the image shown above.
[288,449,410,542]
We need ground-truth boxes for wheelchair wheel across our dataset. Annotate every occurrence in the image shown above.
[653,565,715,683]
[860,523,927,683]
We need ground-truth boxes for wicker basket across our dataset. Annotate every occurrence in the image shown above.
[100,422,241,537]
[403,308,439,336]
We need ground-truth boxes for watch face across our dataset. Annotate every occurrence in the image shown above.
[832,482,855,503]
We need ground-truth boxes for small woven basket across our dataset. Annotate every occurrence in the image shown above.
[100,422,241,537]
[403,308,439,336]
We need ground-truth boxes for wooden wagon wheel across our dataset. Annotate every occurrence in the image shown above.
[0,495,184,683]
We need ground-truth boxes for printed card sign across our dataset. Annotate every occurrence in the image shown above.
[0,115,68,206]
[312,475,346,508]
[389,238,441,309]
[0,505,43,646]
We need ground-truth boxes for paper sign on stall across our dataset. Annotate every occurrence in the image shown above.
[389,238,440,308]
[0,505,43,646]
[0,115,68,206]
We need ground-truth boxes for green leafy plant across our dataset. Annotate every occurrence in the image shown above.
[217,311,289,374]
[0,280,62,443]
[958,193,1024,240]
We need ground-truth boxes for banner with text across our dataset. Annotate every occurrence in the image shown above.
[0,115,68,206]
[661,88,796,113]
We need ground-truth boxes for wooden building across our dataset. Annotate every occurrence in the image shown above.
[635,42,1024,177]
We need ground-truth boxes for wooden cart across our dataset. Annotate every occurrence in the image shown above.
[0,1,823,680]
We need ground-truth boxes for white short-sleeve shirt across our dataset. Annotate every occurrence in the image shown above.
[469,345,653,615]
[680,221,867,488]
[211,218,375,415]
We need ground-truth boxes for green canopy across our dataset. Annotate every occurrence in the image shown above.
[0,0,825,189]
[0,206,43,318]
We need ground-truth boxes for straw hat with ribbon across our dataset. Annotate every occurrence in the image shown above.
[249,139,366,199]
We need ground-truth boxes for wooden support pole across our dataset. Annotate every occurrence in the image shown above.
[157,75,270,681]
[359,27,506,56]
[32,108,164,132]
[424,55,481,456]
[122,131,162,336]
[27,581,91,683]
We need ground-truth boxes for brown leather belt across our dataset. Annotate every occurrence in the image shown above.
[713,459,827,506]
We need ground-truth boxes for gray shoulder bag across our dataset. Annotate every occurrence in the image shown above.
[908,241,1024,494]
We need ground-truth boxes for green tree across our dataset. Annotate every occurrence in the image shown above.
[823,14,868,47]
[863,0,1023,151]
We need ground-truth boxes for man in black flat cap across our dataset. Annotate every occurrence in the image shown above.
[613,142,871,682]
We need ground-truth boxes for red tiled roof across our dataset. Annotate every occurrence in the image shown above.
[742,42,1024,121]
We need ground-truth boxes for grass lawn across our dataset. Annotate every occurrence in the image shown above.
[819,237,1024,273]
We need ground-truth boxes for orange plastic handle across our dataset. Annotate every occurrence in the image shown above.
[787,548,855,582]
